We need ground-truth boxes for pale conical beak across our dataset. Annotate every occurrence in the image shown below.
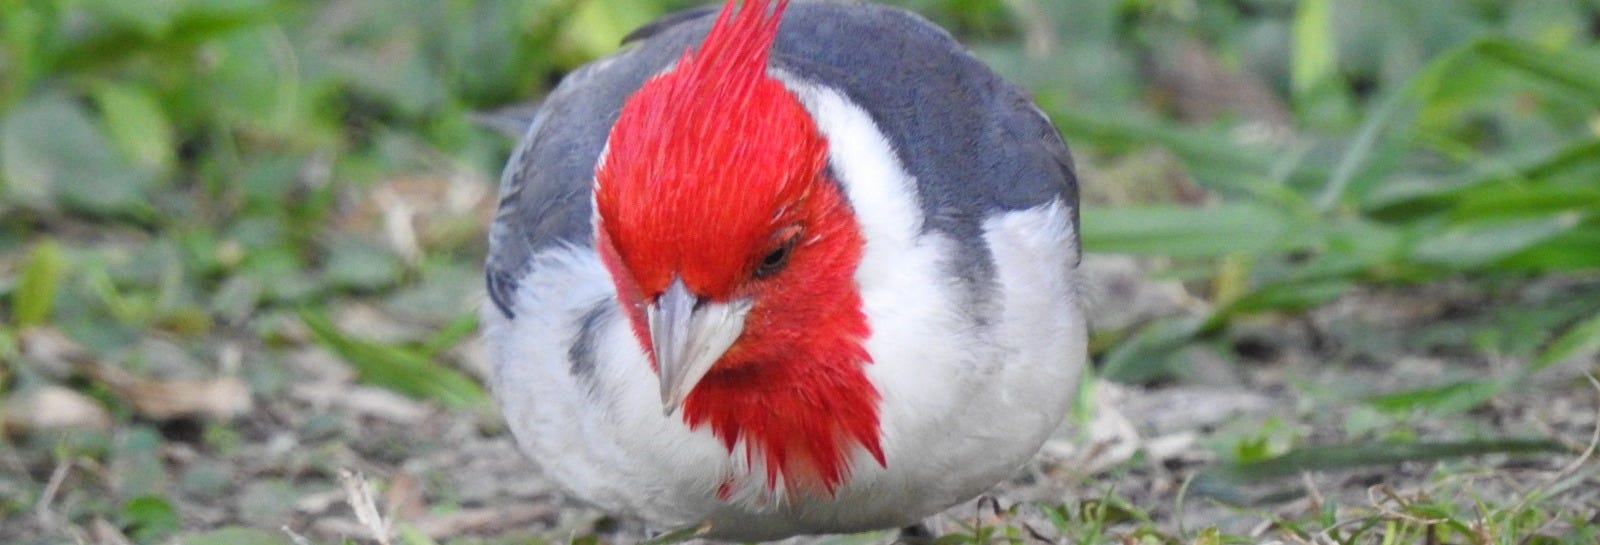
[647,277,752,416]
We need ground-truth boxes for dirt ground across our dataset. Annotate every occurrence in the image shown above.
[3,258,1597,545]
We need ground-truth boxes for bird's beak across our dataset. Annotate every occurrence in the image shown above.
[647,277,752,416]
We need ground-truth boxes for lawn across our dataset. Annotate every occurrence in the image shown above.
[1,0,1598,544]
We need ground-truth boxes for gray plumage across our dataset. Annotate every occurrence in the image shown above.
[486,1,1079,319]
[565,298,614,387]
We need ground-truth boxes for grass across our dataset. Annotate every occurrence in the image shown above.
[2,0,1598,544]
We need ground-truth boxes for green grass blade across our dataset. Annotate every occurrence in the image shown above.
[300,308,486,408]
[1083,203,1293,258]
[1099,316,1205,384]
[396,524,442,545]
[1363,379,1503,415]
[1047,111,1315,194]
[1451,185,1600,221]
[1205,278,1353,329]
[1515,138,1600,183]
[1316,86,1413,210]
[1366,138,1600,218]
[1474,38,1600,103]
[1495,224,1600,271]
[1409,214,1584,270]
[12,239,66,328]
[178,527,293,545]
[51,2,277,73]
[1199,438,1566,484]
[1290,0,1335,100]
[1532,312,1600,373]
[420,312,479,357]
[636,523,711,545]
[94,83,176,173]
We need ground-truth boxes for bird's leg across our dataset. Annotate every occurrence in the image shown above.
[895,522,936,545]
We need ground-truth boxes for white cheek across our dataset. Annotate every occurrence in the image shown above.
[769,69,1085,521]
[772,71,975,461]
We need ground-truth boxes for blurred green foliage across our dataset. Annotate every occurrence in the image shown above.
[4,0,1588,374]
[1061,2,1600,272]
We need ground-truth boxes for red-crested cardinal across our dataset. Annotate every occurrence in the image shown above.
[483,0,1085,540]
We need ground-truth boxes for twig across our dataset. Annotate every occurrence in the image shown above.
[638,520,714,545]
[1300,471,1326,516]
[1172,472,1195,539]
[1313,514,1387,543]
[340,469,392,545]
[1298,471,1339,545]
[35,458,70,529]
[1502,373,1600,517]
[281,526,316,545]
[90,518,133,545]
[1279,527,1315,545]
[1548,374,1600,481]
[1367,484,1446,525]
[1248,518,1274,538]
[1021,520,1054,544]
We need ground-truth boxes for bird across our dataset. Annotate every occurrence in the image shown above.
[482,0,1086,541]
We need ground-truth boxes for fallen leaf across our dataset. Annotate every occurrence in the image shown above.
[384,472,426,521]
[289,383,429,424]
[92,364,253,421]
[123,377,252,421]
[2,385,113,433]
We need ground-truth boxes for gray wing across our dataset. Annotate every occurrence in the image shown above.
[762,2,1080,283]
[484,33,697,319]
[486,1,1079,318]
[772,3,1077,218]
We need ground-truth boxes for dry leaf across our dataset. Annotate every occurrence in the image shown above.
[83,361,251,421]
[3,385,112,433]
[290,383,429,424]
[383,472,426,521]
[122,377,252,421]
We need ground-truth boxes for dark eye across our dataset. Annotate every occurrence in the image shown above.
[754,236,798,279]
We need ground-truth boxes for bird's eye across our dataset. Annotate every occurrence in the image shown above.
[754,236,798,279]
